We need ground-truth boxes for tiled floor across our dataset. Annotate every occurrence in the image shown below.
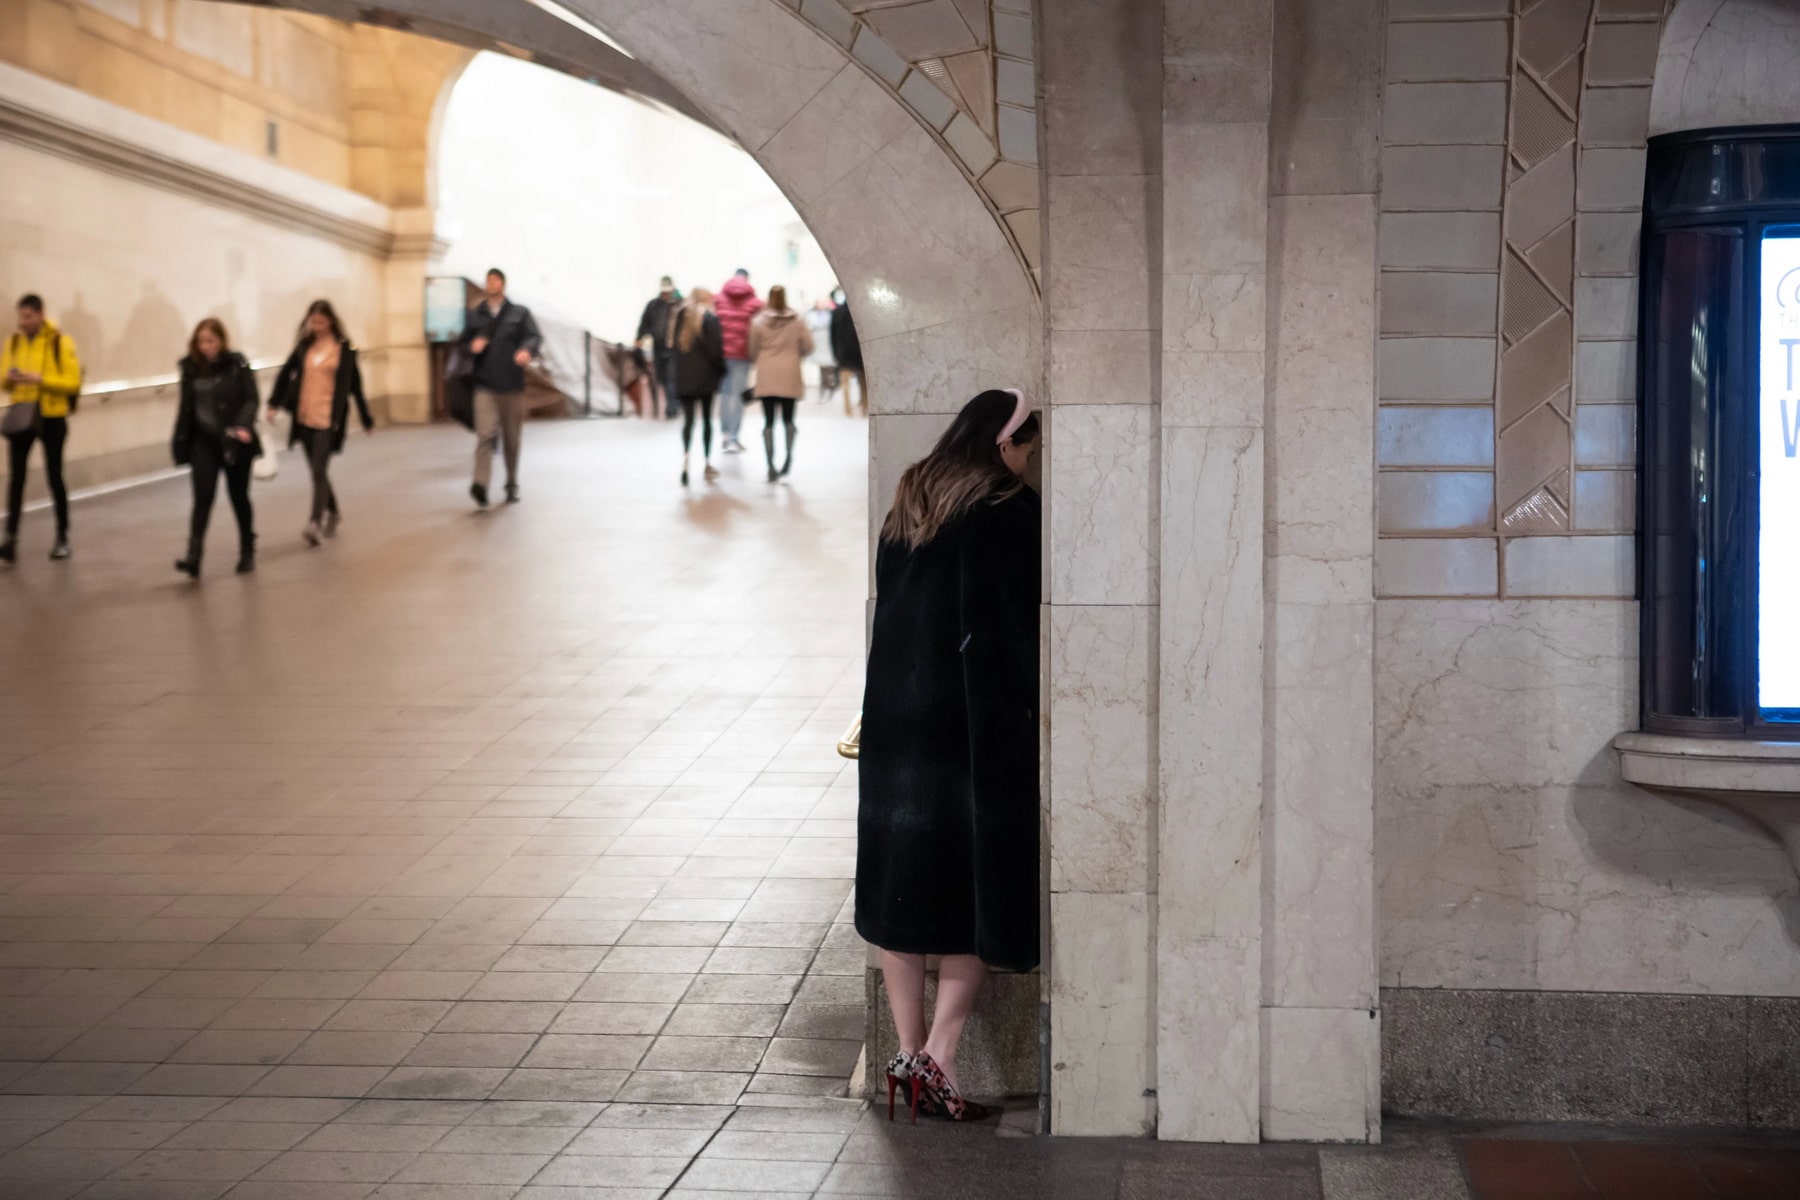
[1457,1133,1800,1199]
[5,412,1800,1198]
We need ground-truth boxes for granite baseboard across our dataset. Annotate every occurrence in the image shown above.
[1383,986,1800,1128]
[865,967,1041,1101]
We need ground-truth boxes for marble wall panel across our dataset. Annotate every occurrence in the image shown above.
[1261,1006,1380,1142]
[1271,0,1384,196]
[1049,891,1155,1136]
[599,0,847,151]
[1379,212,1502,271]
[1049,405,1156,607]
[1380,471,1497,532]
[1165,122,1269,277]
[859,303,1042,416]
[1375,537,1499,597]
[1045,174,1156,333]
[1379,145,1506,211]
[1161,425,1265,940]
[1376,599,1800,996]
[1164,351,1265,428]
[1572,469,1633,531]
[1038,0,1161,176]
[1269,195,1376,564]
[1503,534,1633,597]
[1379,338,1497,403]
[757,65,920,208]
[1382,82,1509,145]
[1049,605,1154,895]
[1652,0,1800,133]
[1268,600,1377,1007]
[803,124,1034,345]
[1164,272,1268,354]
[1157,933,1261,1142]
[1049,330,1154,406]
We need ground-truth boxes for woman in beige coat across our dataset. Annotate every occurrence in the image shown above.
[748,285,815,482]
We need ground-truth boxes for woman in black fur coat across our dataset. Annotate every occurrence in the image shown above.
[857,388,1041,1123]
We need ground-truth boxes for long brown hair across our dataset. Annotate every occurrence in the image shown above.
[677,288,714,353]
[298,298,347,345]
[186,317,231,366]
[766,284,789,313]
[882,390,1040,549]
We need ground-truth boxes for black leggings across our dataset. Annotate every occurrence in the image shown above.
[681,395,713,456]
[761,397,797,469]
[5,416,68,539]
[296,426,339,523]
[189,438,254,548]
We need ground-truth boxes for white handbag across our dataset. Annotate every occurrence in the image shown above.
[252,408,288,480]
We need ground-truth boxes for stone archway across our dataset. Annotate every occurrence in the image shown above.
[227,0,1049,1099]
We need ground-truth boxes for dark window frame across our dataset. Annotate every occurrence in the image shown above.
[1640,125,1800,738]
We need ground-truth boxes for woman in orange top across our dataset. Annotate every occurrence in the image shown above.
[268,300,374,546]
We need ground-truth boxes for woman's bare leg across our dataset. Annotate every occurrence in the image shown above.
[922,954,986,1089]
[877,949,927,1055]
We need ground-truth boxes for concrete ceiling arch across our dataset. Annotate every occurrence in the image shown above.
[243,0,1042,419]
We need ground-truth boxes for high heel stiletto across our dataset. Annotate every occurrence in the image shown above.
[912,1052,992,1122]
[884,1051,924,1123]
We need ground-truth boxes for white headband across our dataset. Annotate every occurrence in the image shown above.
[997,388,1031,445]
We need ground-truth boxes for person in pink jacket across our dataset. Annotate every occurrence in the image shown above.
[713,270,763,453]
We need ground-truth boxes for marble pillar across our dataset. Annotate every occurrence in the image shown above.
[1258,0,1383,1143]
[1155,0,1273,1145]
[1042,0,1162,1139]
[376,206,441,424]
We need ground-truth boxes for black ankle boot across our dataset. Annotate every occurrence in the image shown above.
[781,425,797,477]
[175,539,201,579]
[0,539,13,565]
[763,428,778,482]
[236,534,256,575]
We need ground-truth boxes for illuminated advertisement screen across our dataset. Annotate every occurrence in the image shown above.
[1760,230,1800,720]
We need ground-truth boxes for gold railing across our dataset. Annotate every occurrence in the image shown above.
[836,715,861,760]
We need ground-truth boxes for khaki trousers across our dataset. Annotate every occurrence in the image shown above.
[473,388,524,490]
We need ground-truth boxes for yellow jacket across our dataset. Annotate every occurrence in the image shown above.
[2,319,82,419]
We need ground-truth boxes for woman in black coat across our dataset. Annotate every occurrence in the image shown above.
[857,388,1041,1123]
[671,287,725,485]
[172,318,261,578]
[267,300,374,546]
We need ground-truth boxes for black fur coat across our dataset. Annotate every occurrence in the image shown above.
[855,485,1041,971]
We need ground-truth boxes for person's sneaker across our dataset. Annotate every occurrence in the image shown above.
[303,521,323,547]
[724,440,743,454]
[323,511,340,538]
[48,537,69,561]
[470,482,489,508]
[504,485,520,504]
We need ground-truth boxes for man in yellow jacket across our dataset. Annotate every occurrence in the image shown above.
[2,294,82,562]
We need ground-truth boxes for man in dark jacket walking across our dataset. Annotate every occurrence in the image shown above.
[829,292,865,415]
[460,267,541,507]
[635,276,680,420]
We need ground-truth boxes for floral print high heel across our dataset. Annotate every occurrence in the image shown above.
[912,1051,992,1122]
[884,1051,924,1123]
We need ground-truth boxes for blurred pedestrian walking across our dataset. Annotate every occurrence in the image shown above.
[749,285,812,483]
[172,317,260,577]
[674,288,725,486]
[1,293,83,563]
[268,300,373,547]
[714,269,763,453]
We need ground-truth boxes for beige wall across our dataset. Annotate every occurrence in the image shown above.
[0,137,386,382]
[0,1,465,204]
